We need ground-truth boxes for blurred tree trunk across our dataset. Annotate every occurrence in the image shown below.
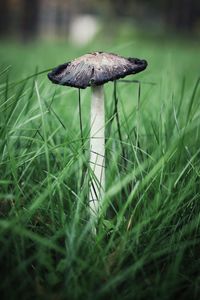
[165,0,199,32]
[56,0,72,37]
[0,0,10,36]
[112,0,124,17]
[20,0,40,41]
[39,0,57,38]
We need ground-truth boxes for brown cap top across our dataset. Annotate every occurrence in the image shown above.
[48,51,147,89]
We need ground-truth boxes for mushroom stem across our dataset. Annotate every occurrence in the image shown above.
[89,85,105,217]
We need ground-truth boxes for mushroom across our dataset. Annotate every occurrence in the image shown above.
[48,51,147,219]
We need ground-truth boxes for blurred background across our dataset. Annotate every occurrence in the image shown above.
[0,0,200,42]
[0,0,199,81]
[0,0,200,133]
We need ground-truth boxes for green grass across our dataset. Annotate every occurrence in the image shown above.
[0,29,200,300]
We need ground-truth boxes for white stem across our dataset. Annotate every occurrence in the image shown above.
[89,85,105,217]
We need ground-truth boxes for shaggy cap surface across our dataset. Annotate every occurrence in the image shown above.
[48,51,147,89]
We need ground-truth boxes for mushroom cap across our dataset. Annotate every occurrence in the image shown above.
[48,51,147,89]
